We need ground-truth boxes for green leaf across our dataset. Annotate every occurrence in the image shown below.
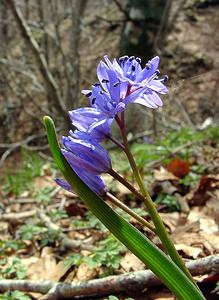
[0,291,31,300]
[43,116,205,300]
[2,257,27,280]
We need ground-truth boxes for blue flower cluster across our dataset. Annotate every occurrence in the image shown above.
[56,55,168,195]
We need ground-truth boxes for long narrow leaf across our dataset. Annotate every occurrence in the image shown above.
[44,116,205,300]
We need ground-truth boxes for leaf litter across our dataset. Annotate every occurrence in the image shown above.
[0,126,218,299]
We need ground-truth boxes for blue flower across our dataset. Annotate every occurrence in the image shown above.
[69,76,148,141]
[61,136,111,174]
[55,172,106,196]
[55,135,110,195]
[56,54,168,196]
[68,55,168,142]
[97,55,168,108]
[69,106,112,142]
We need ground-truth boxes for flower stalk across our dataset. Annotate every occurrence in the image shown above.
[117,111,196,283]
[106,192,155,233]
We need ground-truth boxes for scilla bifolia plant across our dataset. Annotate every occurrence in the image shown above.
[44,55,205,299]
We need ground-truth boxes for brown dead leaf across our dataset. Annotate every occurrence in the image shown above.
[166,158,190,178]
[153,167,178,181]
[199,232,219,254]
[23,247,57,281]
[188,175,219,206]
[120,252,145,272]
[65,202,86,217]
[206,195,219,224]
[172,231,205,257]
[158,212,180,233]
[0,221,9,232]
[46,260,71,282]
[76,263,97,281]
[33,176,57,190]
[188,207,218,234]
[175,243,202,258]
[145,289,174,300]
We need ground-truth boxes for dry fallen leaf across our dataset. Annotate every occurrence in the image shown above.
[76,263,97,281]
[153,167,178,181]
[175,243,202,258]
[166,158,190,178]
[188,175,219,206]
[120,252,145,272]
[23,247,57,281]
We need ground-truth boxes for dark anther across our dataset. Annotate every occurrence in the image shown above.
[155,69,160,75]
[113,82,120,87]
[129,56,135,61]
[85,91,92,97]
[163,75,168,82]
[91,97,96,104]
[123,56,128,61]
[145,63,150,70]
[93,83,101,87]
[131,65,136,72]
[100,91,103,94]
[102,79,109,83]
[136,57,141,63]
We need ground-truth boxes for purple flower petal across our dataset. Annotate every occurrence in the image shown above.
[61,136,111,174]
[136,56,160,83]
[79,172,106,196]
[87,118,113,137]
[55,173,106,196]
[133,90,163,108]
[69,107,104,132]
[55,178,74,192]
[123,85,148,107]
[148,80,168,94]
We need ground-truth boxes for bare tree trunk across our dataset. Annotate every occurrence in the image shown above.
[66,0,87,110]
[24,0,30,20]
[7,0,68,122]
[119,0,168,137]
[38,0,50,64]
[0,0,9,111]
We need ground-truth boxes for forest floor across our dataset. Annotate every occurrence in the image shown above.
[0,125,219,300]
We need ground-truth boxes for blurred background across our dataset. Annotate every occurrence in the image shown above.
[0,0,218,153]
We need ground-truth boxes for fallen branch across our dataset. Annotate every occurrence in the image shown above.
[0,133,47,166]
[0,255,218,298]
[1,210,37,221]
[37,210,95,251]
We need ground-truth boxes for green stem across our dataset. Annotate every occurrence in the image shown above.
[118,112,195,283]
[108,168,147,203]
[106,192,155,233]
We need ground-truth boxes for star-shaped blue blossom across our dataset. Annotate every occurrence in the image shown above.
[98,55,168,109]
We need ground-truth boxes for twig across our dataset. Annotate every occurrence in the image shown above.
[0,132,47,166]
[37,210,95,251]
[0,255,218,298]
[112,0,130,21]
[1,210,37,221]
[153,0,173,53]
